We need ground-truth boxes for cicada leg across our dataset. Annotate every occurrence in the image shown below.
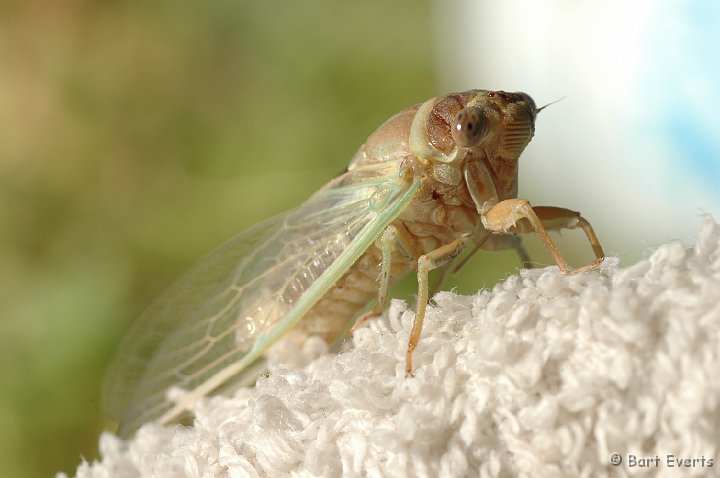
[481,199,605,274]
[429,230,533,298]
[353,224,419,331]
[437,229,484,289]
[428,263,453,298]
[447,231,533,279]
[480,233,534,269]
[531,206,605,260]
[406,236,469,376]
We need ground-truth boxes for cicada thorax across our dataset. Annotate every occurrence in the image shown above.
[347,105,420,170]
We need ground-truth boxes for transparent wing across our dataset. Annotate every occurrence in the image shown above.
[103,160,419,436]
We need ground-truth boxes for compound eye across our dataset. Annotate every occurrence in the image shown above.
[451,106,487,147]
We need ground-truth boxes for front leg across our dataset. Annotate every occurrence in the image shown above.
[406,236,469,376]
[482,199,605,274]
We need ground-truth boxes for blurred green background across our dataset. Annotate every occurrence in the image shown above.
[0,2,592,477]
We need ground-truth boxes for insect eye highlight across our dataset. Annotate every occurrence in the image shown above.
[451,106,487,147]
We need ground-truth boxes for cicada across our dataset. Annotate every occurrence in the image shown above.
[104,90,605,436]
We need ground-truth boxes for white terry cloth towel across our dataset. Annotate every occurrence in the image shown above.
[63,216,720,478]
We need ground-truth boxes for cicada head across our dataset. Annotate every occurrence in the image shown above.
[409,89,537,168]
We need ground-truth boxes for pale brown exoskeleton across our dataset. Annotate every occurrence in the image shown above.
[347,89,605,375]
[105,89,605,436]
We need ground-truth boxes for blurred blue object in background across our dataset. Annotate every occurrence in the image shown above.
[435,0,720,261]
[643,1,720,187]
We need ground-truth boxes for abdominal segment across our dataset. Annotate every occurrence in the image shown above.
[293,246,386,341]
[292,214,463,343]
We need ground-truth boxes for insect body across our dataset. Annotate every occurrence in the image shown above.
[104,90,605,436]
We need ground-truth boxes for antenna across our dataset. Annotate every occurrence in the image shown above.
[536,96,566,114]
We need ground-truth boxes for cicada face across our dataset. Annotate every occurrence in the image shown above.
[409,90,537,166]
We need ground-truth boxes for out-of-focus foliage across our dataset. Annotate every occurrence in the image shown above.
[0,2,439,477]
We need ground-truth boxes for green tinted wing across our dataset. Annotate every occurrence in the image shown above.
[103,160,419,436]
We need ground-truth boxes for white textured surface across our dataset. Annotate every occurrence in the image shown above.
[65,217,720,477]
